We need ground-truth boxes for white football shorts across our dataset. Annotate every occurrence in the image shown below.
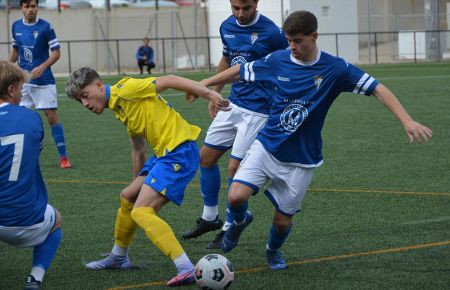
[20,83,58,110]
[204,103,268,160]
[233,140,315,216]
[0,204,57,247]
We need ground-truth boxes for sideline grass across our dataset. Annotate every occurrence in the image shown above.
[1,62,449,289]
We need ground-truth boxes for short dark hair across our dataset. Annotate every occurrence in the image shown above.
[283,11,318,36]
[65,67,101,100]
[20,0,39,7]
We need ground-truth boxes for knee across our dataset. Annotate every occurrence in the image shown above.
[200,155,216,168]
[227,190,245,207]
[53,208,63,230]
[45,110,58,126]
[120,189,135,204]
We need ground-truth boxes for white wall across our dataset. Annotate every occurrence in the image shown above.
[0,6,210,73]
[289,0,359,63]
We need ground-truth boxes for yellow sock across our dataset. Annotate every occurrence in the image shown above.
[114,197,138,248]
[131,207,184,260]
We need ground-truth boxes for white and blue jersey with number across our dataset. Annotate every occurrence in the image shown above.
[241,50,379,166]
[220,12,288,114]
[0,103,48,226]
[11,17,60,86]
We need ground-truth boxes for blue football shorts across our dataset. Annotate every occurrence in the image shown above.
[139,141,199,206]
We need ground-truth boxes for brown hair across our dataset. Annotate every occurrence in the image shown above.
[283,11,318,36]
[0,61,27,100]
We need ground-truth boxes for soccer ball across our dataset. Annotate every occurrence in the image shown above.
[195,254,234,290]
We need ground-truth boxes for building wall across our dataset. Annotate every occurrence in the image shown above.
[289,0,359,63]
[0,6,209,73]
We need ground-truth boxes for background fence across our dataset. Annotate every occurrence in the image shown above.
[1,29,449,76]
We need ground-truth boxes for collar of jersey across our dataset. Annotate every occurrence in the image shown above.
[105,84,110,105]
[235,11,260,27]
[290,49,321,66]
[22,17,39,26]
[0,102,9,108]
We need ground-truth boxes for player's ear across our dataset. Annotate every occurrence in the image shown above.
[95,80,103,89]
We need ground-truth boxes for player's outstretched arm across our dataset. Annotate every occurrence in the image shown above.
[156,75,230,111]
[202,64,241,88]
[185,56,230,108]
[372,83,432,144]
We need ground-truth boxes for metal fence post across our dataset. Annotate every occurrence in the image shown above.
[67,41,72,73]
[335,33,339,57]
[116,40,120,75]
[414,31,417,64]
[207,36,212,71]
[374,32,378,64]
[162,38,166,74]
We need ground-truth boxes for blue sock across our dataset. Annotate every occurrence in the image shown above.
[200,165,221,206]
[228,201,248,224]
[267,223,292,250]
[225,177,234,225]
[51,123,67,158]
[32,228,62,270]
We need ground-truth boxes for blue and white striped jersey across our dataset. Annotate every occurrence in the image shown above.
[241,50,379,166]
[11,17,60,86]
[0,103,48,226]
[220,12,288,114]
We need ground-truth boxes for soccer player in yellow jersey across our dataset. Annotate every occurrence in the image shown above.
[65,67,229,287]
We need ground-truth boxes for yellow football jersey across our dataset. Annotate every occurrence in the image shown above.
[107,77,201,157]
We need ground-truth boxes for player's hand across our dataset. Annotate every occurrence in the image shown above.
[207,90,230,118]
[404,120,432,144]
[30,65,45,79]
[208,101,218,118]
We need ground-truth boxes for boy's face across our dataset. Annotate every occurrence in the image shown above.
[77,80,107,114]
[286,32,318,61]
[21,0,38,23]
[230,0,258,25]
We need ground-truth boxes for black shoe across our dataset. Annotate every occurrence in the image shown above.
[181,217,224,239]
[24,275,41,290]
[206,230,226,249]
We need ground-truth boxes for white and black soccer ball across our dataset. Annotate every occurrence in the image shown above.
[195,254,234,290]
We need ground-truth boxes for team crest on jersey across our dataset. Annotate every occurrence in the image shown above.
[314,75,323,89]
[250,32,258,45]
[173,163,180,172]
[280,104,309,133]
[24,48,33,63]
[231,56,247,66]
[33,31,39,39]
[117,84,124,89]
[151,178,156,183]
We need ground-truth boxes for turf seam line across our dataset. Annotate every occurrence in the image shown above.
[105,239,450,289]
[45,179,450,196]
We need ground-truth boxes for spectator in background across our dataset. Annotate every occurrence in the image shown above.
[136,37,155,75]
